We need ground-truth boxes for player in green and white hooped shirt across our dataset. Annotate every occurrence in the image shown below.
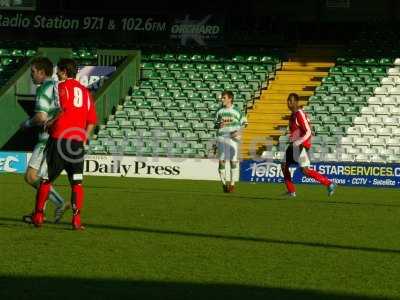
[214,91,247,193]
[21,57,67,223]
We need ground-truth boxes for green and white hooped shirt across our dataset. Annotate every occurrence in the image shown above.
[34,79,60,146]
[214,106,247,138]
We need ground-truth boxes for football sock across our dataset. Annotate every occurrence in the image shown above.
[230,161,238,186]
[71,184,84,214]
[303,168,331,187]
[49,187,65,208]
[218,161,227,185]
[35,181,51,214]
[282,164,296,193]
[31,178,64,209]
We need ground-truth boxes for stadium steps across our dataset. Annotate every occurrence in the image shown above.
[241,60,334,158]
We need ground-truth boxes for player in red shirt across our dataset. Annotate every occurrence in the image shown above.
[31,58,97,230]
[281,93,336,197]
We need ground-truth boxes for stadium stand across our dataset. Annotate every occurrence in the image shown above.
[0,48,35,87]
[269,54,400,163]
[87,53,281,158]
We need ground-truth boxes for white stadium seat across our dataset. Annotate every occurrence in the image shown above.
[376,127,392,137]
[324,153,340,162]
[261,151,274,160]
[369,154,386,163]
[387,155,400,163]
[353,136,370,146]
[360,107,375,115]
[366,116,382,126]
[386,137,400,147]
[310,152,322,162]
[383,116,398,127]
[388,67,400,76]
[394,58,400,66]
[340,153,355,162]
[340,136,353,146]
[374,106,390,116]
[389,86,400,95]
[382,96,397,106]
[355,154,370,162]
[367,96,382,106]
[374,86,388,95]
[370,137,386,147]
[359,126,377,136]
[363,148,376,155]
[389,107,400,116]
[374,148,391,156]
[391,127,400,137]
[381,77,395,86]
[394,76,400,84]
[346,126,361,136]
[353,116,367,125]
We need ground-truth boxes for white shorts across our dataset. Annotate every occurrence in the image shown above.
[217,136,239,161]
[283,144,311,168]
[28,144,46,170]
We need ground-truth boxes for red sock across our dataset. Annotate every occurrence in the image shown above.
[303,168,331,187]
[35,181,51,213]
[282,164,296,193]
[71,184,84,214]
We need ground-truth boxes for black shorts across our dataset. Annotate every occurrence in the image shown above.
[39,138,84,183]
[283,144,311,167]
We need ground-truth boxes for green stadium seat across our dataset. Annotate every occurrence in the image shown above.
[177,54,190,61]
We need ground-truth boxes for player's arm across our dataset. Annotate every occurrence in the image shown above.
[21,112,48,129]
[21,86,51,129]
[292,111,311,147]
[214,111,222,129]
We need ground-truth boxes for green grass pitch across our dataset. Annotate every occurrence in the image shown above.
[0,173,400,300]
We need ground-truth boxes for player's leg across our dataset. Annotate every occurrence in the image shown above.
[282,144,296,196]
[228,138,239,192]
[217,136,228,192]
[229,161,238,192]
[25,145,66,216]
[298,148,337,196]
[31,139,64,227]
[64,139,86,230]
[218,160,228,192]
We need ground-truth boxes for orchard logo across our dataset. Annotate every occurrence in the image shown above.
[171,15,221,46]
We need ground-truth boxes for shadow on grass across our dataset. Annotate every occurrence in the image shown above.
[0,276,395,300]
[1,216,400,255]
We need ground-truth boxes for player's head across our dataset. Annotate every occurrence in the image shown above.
[287,93,299,112]
[221,90,234,107]
[31,57,53,85]
[57,58,78,81]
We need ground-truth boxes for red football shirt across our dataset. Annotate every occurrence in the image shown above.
[50,79,97,141]
[289,109,312,149]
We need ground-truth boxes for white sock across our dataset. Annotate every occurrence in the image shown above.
[230,161,238,186]
[219,162,227,185]
[219,170,227,185]
[49,187,65,208]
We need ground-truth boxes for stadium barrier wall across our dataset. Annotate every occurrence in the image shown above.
[94,50,141,124]
[7,152,221,181]
[6,151,399,187]
[0,59,33,148]
[240,160,400,188]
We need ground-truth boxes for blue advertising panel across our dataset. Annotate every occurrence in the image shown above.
[0,152,27,174]
[240,160,400,188]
